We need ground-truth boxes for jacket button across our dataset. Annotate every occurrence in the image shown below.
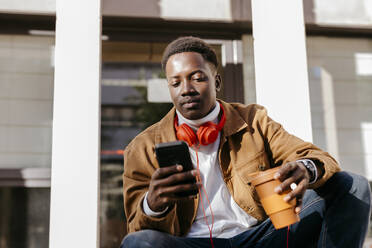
[258,164,265,171]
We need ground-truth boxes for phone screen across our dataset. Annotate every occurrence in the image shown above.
[155,141,193,171]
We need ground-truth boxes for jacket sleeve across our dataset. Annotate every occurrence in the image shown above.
[123,140,181,235]
[254,105,341,189]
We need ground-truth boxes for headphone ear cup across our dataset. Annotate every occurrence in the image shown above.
[176,124,197,147]
[197,122,219,146]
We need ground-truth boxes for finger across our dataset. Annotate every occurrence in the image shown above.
[160,194,198,205]
[152,165,183,180]
[158,182,202,197]
[296,161,311,181]
[274,162,298,181]
[295,191,305,213]
[295,198,303,213]
[158,186,202,206]
[275,168,304,193]
[283,180,307,203]
[157,169,198,187]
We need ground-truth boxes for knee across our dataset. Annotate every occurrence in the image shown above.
[342,172,368,198]
[120,230,160,248]
[348,172,371,204]
[325,171,371,204]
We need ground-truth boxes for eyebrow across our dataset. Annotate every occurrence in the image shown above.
[169,69,205,79]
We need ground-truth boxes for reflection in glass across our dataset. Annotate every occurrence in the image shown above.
[0,187,50,248]
[100,61,172,248]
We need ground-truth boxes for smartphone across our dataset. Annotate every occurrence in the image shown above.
[155,141,194,171]
[155,141,196,196]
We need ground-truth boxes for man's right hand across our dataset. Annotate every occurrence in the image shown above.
[147,165,200,212]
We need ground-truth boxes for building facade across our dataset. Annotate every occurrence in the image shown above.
[0,0,372,247]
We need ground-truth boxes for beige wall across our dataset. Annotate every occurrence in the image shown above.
[0,0,55,14]
[2,0,372,27]
[0,35,54,168]
[307,36,372,177]
[159,0,232,21]
[314,0,372,26]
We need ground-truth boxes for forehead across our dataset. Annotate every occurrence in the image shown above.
[165,52,212,77]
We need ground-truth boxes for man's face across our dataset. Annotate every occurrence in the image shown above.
[165,52,221,120]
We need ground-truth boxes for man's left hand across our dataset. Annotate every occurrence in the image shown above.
[274,161,310,213]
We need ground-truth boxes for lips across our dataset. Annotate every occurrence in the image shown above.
[181,98,201,109]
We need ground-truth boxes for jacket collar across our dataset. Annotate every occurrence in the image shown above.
[155,107,177,144]
[219,100,248,137]
[154,99,248,144]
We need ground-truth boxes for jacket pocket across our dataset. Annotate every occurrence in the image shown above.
[235,149,269,185]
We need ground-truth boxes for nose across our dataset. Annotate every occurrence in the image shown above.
[181,80,196,96]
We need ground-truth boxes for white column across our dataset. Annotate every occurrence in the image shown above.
[251,0,312,142]
[242,34,256,104]
[49,0,102,247]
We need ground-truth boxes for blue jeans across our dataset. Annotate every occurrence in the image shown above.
[121,172,371,248]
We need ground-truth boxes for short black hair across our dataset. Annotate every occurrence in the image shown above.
[161,36,218,71]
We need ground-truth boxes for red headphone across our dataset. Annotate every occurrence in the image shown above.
[174,103,226,147]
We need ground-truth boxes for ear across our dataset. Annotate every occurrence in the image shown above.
[215,74,222,92]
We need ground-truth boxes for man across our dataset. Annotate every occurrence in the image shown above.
[121,36,371,247]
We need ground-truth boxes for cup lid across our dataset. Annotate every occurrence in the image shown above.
[248,167,280,186]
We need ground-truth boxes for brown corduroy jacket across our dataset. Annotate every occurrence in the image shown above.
[123,100,340,236]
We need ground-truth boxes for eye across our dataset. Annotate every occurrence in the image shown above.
[196,77,207,82]
[192,73,207,82]
[170,81,181,87]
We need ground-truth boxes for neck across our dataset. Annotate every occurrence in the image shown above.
[176,102,220,130]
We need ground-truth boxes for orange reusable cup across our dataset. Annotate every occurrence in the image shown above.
[249,167,300,229]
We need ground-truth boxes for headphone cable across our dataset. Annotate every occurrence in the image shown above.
[195,145,215,248]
